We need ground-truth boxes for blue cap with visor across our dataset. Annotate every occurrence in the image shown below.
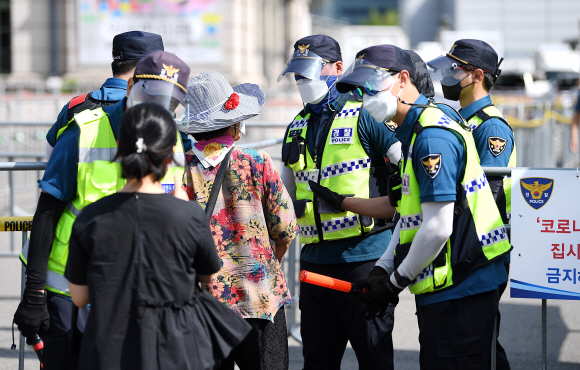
[278,34,342,82]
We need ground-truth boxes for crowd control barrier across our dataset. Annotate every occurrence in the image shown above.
[0,216,32,370]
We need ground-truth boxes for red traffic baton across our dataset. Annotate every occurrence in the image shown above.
[299,270,368,294]
[30,334,44,368]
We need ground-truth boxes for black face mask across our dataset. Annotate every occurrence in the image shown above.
[441,74,474,101]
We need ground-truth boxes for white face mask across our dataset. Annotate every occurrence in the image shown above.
[362,84,402,122]
[296,78,329,104]
[295,64,336,104]
[238,121,246,136]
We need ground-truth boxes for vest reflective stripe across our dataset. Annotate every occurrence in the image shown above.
[397,106,511,295]
[480,225,509,247]
[284,101,374,243]
[467,105,517,217]
[399,212,422,231]
[321,157,371,180]
[78,147,118,163]
[67,202,81,217]
[46,270,70,295]
[321,215,360,233]
[294,171,310,183]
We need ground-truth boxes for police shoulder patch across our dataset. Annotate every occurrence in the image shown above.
[488,136,507,156]
[420,154,442,179]
[384,119,397,132]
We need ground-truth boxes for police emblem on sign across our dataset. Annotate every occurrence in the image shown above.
[329,127,354,145]
[520,177,554,210]
[420,154,441,179]
[488,136,507,156]
[384,120,397,132]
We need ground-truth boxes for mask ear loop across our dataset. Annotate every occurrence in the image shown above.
[325,63,337,112]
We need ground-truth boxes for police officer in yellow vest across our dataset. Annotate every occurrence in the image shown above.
[428,40,514,370]
[279,35,401,370]
[13,50,191,370]
[336,44,511,369]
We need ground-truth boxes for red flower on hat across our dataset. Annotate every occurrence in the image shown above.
[224,93,239,110]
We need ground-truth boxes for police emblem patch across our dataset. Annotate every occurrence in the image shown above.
[329,127,354,145]
[160,63,180,81]
[420,154,441,179]
[520,177,554,210]
[488,136,507,156]
[384,120,397,132]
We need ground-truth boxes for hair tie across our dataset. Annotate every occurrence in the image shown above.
[224,93,239,110]
[136,138,147,153]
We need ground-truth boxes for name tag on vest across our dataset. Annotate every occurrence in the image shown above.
[402,173,410,195]
[329,127,353,145]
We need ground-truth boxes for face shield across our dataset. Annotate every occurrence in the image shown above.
[127,79,185,113]
[426,55,474,87]
[277,50,326,82]
[336,58,397,94]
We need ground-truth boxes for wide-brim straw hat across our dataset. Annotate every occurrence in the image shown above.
[176,71,265,134]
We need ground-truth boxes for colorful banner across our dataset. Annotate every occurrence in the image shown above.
[511,169,580,300]
[77,0,223,66]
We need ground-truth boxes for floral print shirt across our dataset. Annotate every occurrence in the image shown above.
[185,143,297,321]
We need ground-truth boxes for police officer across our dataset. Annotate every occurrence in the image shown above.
[46,31,164,159]
[335,44,511,369]
[13,51,191,370]
[278,35,400,370]
[428,40,514,369]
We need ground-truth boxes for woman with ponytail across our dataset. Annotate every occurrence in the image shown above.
[64,103,250,370]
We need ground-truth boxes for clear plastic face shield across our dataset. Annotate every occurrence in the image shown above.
[277,50,325,82]
[127,79,184,113]
[426,56,474,87]
[338,58,397,97]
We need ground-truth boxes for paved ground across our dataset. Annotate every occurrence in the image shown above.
[0,252,578,369]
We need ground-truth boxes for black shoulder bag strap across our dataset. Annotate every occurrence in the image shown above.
[205,147,233,219]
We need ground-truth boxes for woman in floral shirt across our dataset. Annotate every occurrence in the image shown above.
[178,71,297,370]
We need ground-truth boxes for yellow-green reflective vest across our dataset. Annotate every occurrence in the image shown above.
[396,106,511,295]
[466,105,517,218]
[21,108,185,296]
[283,101,374,244]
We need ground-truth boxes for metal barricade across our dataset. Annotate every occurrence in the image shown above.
[0,216,32,370]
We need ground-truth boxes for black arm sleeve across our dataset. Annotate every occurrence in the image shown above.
[25,192,67,290]
[487,176,508,225]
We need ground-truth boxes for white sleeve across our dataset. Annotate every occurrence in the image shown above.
[280,165,297,202]
[386,141,402,165]
[376,219,400,275]
[394,201,454,285]
[45,142,54,161]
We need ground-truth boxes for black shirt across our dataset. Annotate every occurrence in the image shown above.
[65,192,225,369]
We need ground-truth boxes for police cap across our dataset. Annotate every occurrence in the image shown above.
[293,35,342,62]
[336,45,415,93]
[112,31,164,61]
[133,51,190,104]
[427,39,500,76]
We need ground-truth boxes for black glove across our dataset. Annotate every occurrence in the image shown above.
[307,180,346,211]
[353,271,406,320]
[13,288,50,338]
